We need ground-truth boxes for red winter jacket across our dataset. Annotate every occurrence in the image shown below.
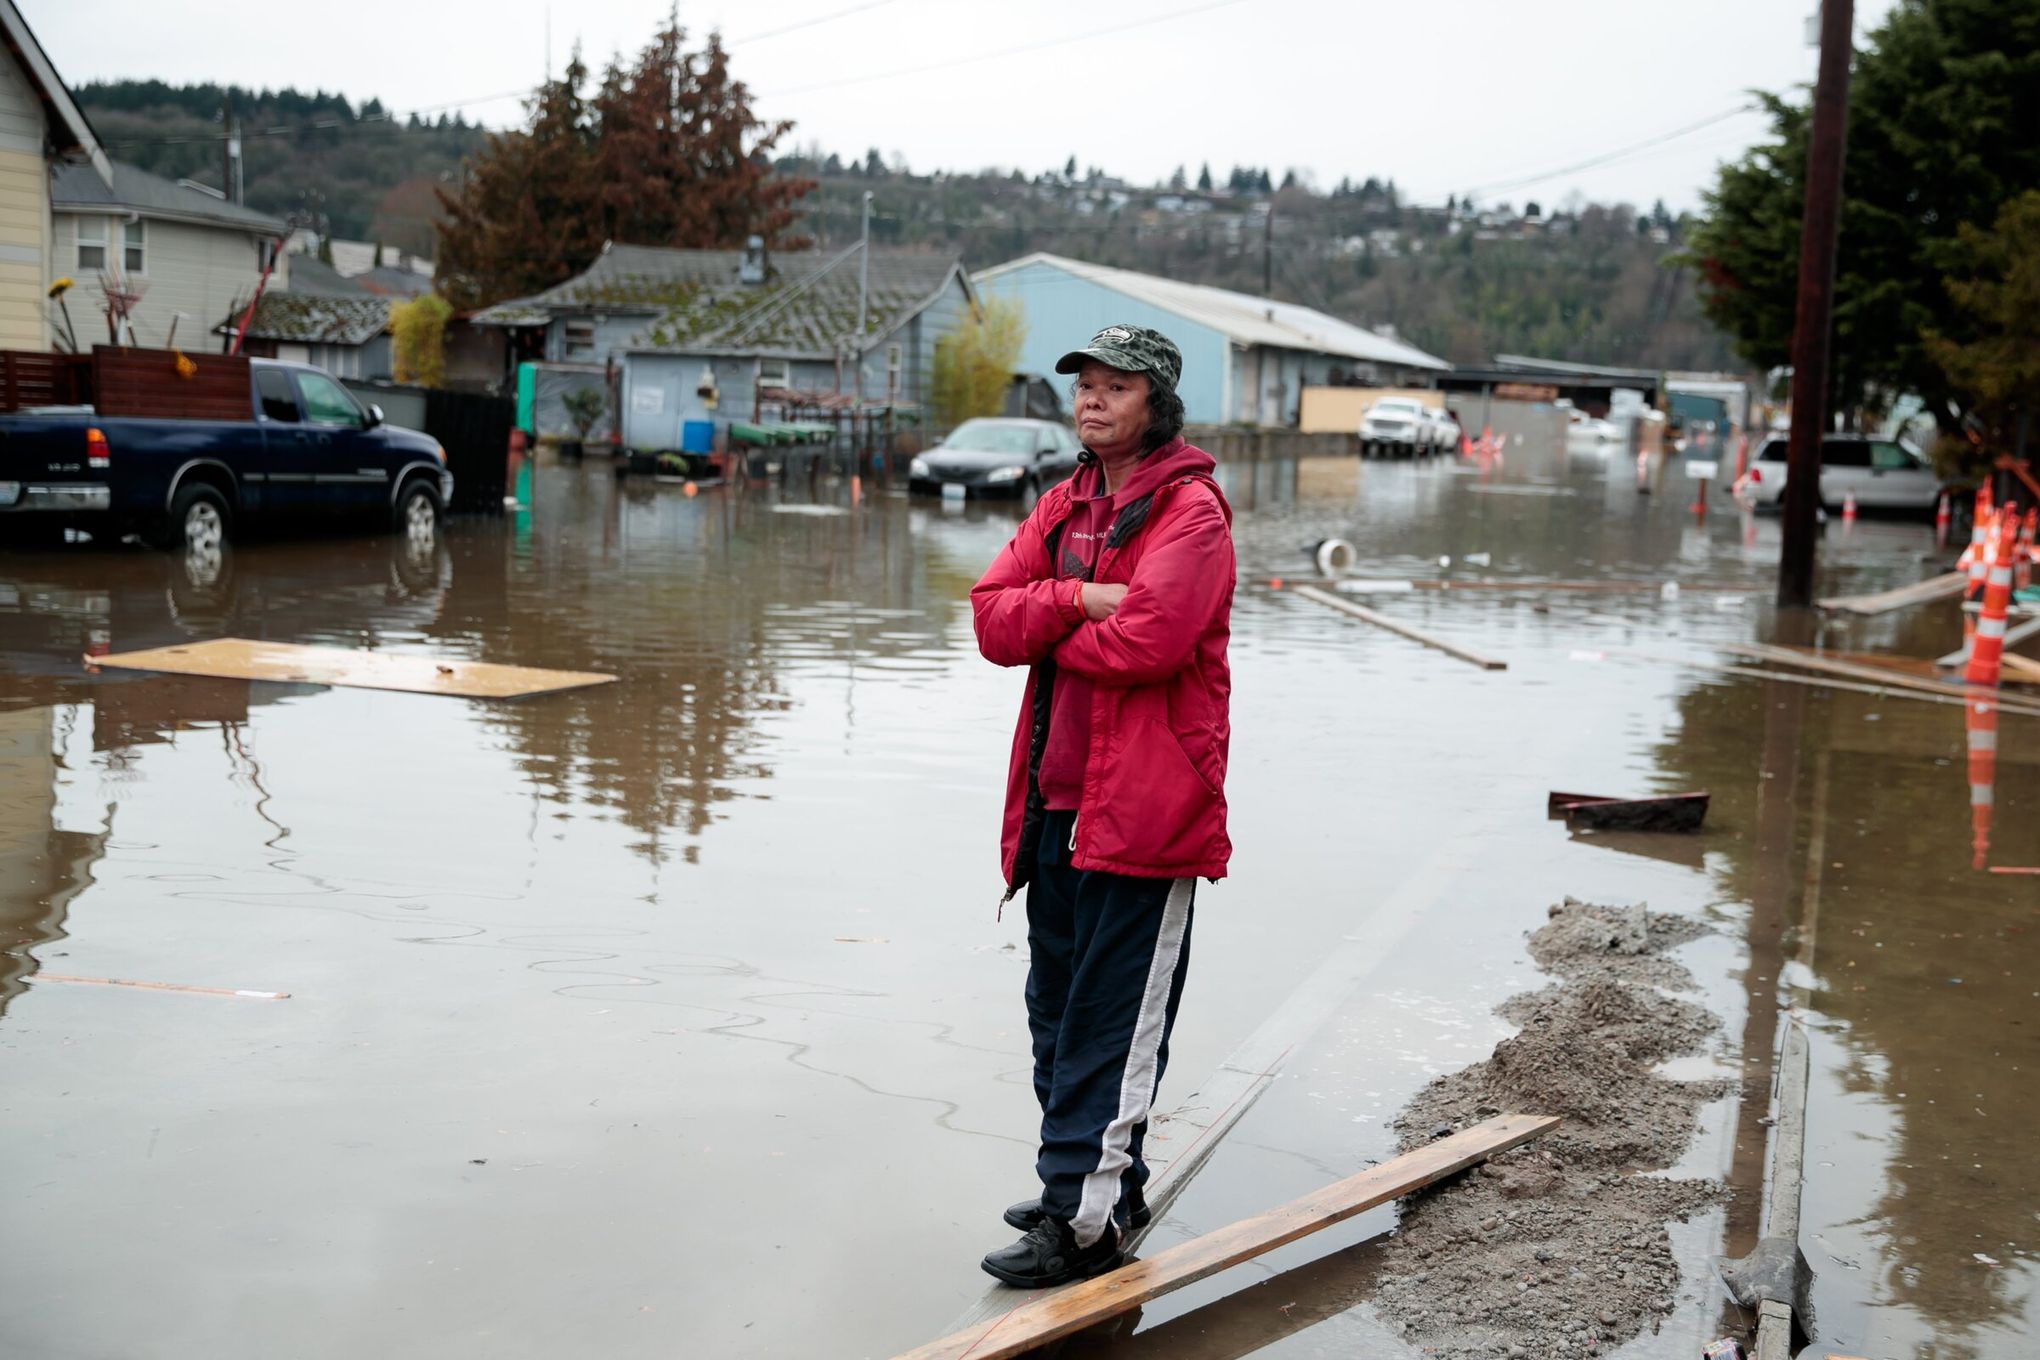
[971,438,1234,891]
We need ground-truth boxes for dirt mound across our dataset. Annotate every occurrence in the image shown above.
[1372,898,1728,1357]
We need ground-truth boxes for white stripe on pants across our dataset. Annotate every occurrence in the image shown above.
[1071,876,1193,1247]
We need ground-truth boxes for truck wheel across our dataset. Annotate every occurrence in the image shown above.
[393,479,441,539]
[156,483,231,553]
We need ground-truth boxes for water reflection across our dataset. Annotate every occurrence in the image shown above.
[0,706,106,1015]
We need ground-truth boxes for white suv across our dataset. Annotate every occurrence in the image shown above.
[1741,435,1942,513]
[1362,398,1439,457]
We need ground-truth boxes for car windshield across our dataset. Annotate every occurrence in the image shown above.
[1374,402,1423,416]
[945,421,1040,455]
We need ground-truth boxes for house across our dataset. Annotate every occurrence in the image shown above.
[52,159,288,351]
[972,252,1449,426]
[220,257,393,380]
[471,239,973,446]
[0,0,110,349]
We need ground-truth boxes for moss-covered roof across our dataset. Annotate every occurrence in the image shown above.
[470,242,966,359]
[217,292,393,345]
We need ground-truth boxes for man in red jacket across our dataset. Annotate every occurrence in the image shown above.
[970,325,1234,1287]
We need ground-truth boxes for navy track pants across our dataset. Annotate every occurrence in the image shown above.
[1024,809,1195,1248]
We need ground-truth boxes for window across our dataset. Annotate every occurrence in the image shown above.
[295,371,364,428]
[76,218,107,271]
[1870,441,1916,471]
[256,369,300,423]
[1821,440,1871,469]
[758,359,790,389]
[122,221,146,274]
[563,321,596,360]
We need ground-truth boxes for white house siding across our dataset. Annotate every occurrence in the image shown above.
[51,212,278,350]
[0,49,49,349]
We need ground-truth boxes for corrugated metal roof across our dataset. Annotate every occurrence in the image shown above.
[52,159,287,233]
[974,252,1448,371]
[471,242,968,359]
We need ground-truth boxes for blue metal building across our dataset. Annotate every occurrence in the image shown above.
[973,253,1448,427]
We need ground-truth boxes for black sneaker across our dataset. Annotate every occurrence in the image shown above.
[980,1216,1123,1289]
[1002,1187,1151,1233]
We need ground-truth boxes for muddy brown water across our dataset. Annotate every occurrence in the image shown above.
[0,439,2031,1358]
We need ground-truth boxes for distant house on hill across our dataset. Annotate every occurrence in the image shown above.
[471,239,973,443]
[973,252,1448,426]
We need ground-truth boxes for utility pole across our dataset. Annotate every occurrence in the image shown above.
[856,190,872,402]
[1777,0,1855,608]
[1262,200,1274,297]
[221,91,234,201]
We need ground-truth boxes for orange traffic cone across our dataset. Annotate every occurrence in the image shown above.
[1842,490,1857,523]
[1935,491,1952,547]
[1967,696,1998,871]
[1966,504,2021,688]
[1962,487,1994,599]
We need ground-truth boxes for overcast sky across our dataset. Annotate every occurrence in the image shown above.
[35,0,1901,213]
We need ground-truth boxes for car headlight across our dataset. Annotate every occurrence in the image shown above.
[910,457,931,478]
[984,465,1025,483]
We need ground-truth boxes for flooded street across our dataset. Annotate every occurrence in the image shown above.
[2,436,2033,1359]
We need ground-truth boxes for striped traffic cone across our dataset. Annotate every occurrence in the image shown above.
[1966,504,2021,688]
[1967,697,1997,871]
[1961,487,1993,599]
[1842,490,1858,524]
[1935,492,1951,548]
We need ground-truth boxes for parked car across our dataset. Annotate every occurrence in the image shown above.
[1428,406,1463,454]
[908,418,1081,500]
[0,360,451,551]
[1361,398,1439,457]
[1741,434,1943,514]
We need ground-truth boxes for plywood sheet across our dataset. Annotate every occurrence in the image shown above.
[89,638,616,699]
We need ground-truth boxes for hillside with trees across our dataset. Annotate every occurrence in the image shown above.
[78,70,1737,371]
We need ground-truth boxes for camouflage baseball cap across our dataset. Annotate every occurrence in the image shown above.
[1054,324,1182,395]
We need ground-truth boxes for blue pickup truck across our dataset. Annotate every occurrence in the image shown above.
[0,358,452,551]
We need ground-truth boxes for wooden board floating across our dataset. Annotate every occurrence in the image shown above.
[33,973,289,1000]
[891,1113,1559,1360]
[88,638,617,700]
[1292,585,1508,671]
[1547,790,1710,832]
[1816,571,1968,616]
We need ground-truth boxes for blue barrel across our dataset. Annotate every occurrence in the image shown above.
[681,419,715,454]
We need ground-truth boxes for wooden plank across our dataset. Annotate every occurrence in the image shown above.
[1942,618,2040,669]
[893,1114,1559,1360]
[89,638,616,699]
[1719,641,2024,706]
[1619,648,2040,719]
[1292,585,1508,670]
[1816,571,1968,615]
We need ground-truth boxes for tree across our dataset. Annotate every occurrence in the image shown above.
[1196,163,1212,192]
[929,297,1026,426]
[1923,191,2040,466]
[435,23,812,310]
[1168,164,1186,192]
[1685,0,2040,430]
[1064,154,1077,180]
[391,293,453,387]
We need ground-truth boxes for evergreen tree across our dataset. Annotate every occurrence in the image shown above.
[1196,163,1212,192]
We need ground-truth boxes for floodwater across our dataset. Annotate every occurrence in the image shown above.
[0,432,2031,1359]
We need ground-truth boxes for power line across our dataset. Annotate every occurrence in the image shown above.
[1454,105,1756,199]
[729,0,901,45]
[762,0,1251,98]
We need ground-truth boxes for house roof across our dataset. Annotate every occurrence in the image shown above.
[351,266,433,299]
[52,159,287,234]
[218,291,392,346]
[281,256,370,298]
[974,252,1449,371]
[472,241,970,358]
[0,0,109,184]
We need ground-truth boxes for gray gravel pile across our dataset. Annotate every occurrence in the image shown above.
[1371,898,1729,1357]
